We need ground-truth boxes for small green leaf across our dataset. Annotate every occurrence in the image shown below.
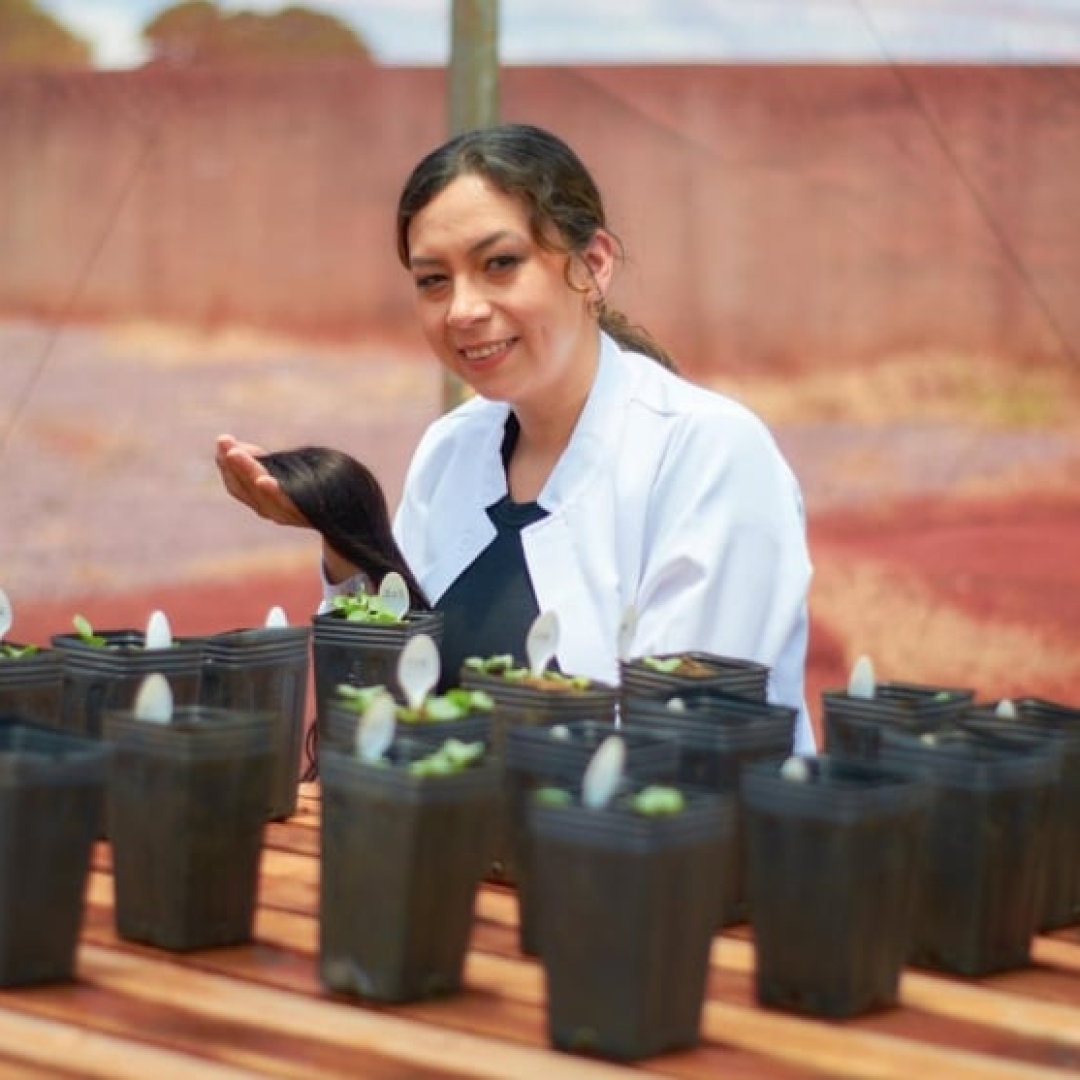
[641,656,682,673]
[421,696,465,721]
[0,642,39,659]
[72,614,108,647]
[406,739,484,776]
[331,590,407,624]
[630,785,686,816]
[534,786,572,807]
[334,684,388,713]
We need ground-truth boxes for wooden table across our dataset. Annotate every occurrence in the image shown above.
[3,785,1080,1079]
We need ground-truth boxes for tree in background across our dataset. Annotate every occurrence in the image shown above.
[143,1,372,66]
[0,0,91,69]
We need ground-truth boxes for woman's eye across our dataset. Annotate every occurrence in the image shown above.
[487,254,521,273]
[414,273,446,292]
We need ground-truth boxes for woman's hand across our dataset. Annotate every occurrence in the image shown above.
[215,434,311,528]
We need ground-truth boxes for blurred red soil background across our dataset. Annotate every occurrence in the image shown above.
[4,59,1080,748]
[5,322,1079,749]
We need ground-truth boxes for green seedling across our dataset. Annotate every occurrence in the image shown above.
[532,782,687,816]
[463,654,516,674]
[407,738,485,776]
[534,785,573,807]
[72,614,108,648]
[463,654,590,689]
[330,591,407,624]
[335,683,494,723]
[630,785,686,817]
[0,643,39,659]
[641,656,683,674]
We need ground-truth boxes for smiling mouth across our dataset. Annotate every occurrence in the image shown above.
[459,338,516,362]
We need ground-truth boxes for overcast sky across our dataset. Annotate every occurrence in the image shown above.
[40,0,1080,69]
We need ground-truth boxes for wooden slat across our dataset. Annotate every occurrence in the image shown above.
[77,878,833,1079]
[0,1006,268,1080]
[0,1054,92,1080]
[464,947,1080,1080]
[710,936,1080,1053]
[85,877,1080,1080]
[699,999,1076,1080]
[0,979,484,1080]
[75,945,668,1080]
[1033,935,1080,974]
[9,790,1080,1080]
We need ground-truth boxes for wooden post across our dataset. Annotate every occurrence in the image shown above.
[441,0,500,412]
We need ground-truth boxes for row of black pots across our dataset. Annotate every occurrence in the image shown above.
[312,660,794,1063]
[490,681,1063,1024]
[312,712,930,1058]
[0,705,274,987]
[0,624,309,822]
[306,618,796,1059]
[824,683,1080,940]
[320,640,777,893]
[316,721,734,1062]
[8,656,1075,1062]
[309,607,768,741]
[312,607,767,712]
[2,608,775,928]
[509,716,1061,1033]
[0,700,921,1055]
[310,605,768,852]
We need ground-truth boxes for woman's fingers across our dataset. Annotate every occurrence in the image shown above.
[215,436,309,528]
[252,472,310,527]
[216,443,263,509]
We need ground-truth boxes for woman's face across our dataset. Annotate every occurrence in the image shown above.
[405,172,614,416]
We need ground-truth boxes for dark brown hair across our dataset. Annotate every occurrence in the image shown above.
[396,122,678,372]
[257,446,429,610]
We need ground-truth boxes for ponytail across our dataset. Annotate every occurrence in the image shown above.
[599,305,679,373]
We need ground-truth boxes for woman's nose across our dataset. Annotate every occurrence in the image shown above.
[446,280,490,326]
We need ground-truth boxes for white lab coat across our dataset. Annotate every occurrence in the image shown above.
[390,332,816,753]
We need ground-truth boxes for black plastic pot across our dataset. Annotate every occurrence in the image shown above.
[103,705,274,952]
[0,717,109,987]
[875,726,1058,976]
[741,755,930,1018]
[198,625,311,821]
[619,651,769,705]
[318,739,500,1003]
[458,668,618,757]
[457,668,617,882]
[311,610,443,734]
[960,697,1080,930]
[621,690,797,926]
[0,645,65,730]
[528,783,730,1061]
[51,630,204,738]
[504,719,680,955]
[822,680,975,760]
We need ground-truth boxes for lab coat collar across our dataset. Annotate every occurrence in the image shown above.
[537,331,626,511]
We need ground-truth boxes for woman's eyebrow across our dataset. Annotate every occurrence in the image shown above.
[410,229,519,268]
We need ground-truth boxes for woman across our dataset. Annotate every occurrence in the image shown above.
[217,122,816,753]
